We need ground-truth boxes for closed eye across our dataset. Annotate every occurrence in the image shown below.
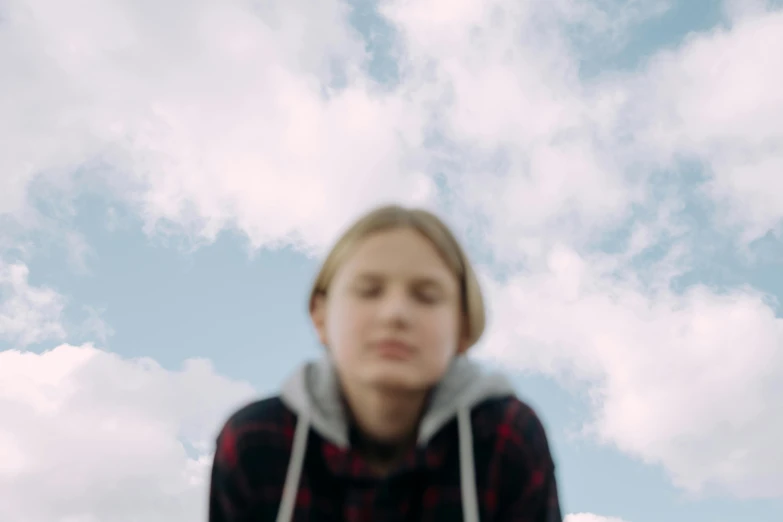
[413,284,444,304]
[355,285,382,298]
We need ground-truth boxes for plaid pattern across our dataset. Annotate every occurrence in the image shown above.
[209,396,562,521]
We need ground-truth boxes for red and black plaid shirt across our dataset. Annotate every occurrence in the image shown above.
[209,396,562,521]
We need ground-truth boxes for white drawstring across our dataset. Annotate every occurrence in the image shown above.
[275,413,310,522]
[458,406,480,522]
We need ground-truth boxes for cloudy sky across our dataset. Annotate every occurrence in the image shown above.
[1,0,782,521]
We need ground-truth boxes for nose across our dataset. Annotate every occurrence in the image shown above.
[378,286,413,327]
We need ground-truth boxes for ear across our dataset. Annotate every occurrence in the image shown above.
[456,336,470,355]
[455,320,470,355]
[310,293,328,346]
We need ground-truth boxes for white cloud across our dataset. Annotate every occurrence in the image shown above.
[477,245,783,498]
[611,6,783,242]
[0,344,255,522]
[565,513,628,522]
[382,0,640,261]
[0,261,66,347]
[1,0,435,250]
[383,0,783,259]
[3,0,781,250]
[6,0,779,254]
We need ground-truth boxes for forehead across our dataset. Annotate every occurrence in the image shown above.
[338,228,457,282]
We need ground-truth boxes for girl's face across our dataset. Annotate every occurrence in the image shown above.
[312,227,467,392]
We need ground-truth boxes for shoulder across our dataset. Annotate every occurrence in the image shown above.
[467,398,563,519]
[472,396,555,466]
[210,397,301,519]
[471,397,559,514]
[223,395,294,429]
[214,396,297,469]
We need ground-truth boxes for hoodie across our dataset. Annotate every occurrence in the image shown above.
[209,356,563,521]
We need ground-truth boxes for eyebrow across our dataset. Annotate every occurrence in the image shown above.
[353,272,448,289]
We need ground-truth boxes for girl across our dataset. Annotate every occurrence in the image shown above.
[209,205,562,521]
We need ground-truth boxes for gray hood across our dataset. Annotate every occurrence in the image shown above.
[274,355,515,522]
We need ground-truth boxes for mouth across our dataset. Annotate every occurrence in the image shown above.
[371,339,415,360]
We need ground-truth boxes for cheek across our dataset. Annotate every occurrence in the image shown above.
[325,299,370,352]
[420,310,461,356]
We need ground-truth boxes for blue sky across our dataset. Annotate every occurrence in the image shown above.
[1,1,782,522]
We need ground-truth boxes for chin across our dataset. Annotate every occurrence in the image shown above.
[361,363,428,391]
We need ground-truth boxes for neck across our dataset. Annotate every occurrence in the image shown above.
[340,380,429,471]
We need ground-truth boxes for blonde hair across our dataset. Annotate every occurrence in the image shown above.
[309,205,486,348]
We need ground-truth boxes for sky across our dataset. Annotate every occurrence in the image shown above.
[1,0,782,521]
